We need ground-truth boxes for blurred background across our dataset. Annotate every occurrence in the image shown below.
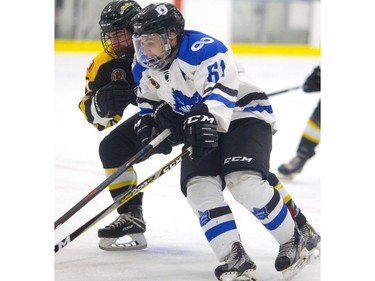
[55,0,320,55]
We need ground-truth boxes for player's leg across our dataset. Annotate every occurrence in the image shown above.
[97,114,147,250]
[278,100,321,177]
[267,172,321,253]
[181,150,258,281]
[222,118,308,273]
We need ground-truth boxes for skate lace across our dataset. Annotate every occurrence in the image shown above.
[278,236,297,258]
[229,243,241,260]
[225,243,244,268]
[109,213,145,230]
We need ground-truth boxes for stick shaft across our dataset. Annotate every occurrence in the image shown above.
[267,86,301,97]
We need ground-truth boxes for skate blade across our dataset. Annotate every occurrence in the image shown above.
[281,248,310,280]
[307,242,321,263]
[99,233,147,251]
[219,272,240,281]
[220,269,260,281]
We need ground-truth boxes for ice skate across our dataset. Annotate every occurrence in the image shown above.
[300,221,321,260]
[214,242,260,281]
[98,205,147,251]
[278,155,307,178]
[275,228,309,280]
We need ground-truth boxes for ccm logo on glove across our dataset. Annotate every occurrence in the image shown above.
[185,115,216,125]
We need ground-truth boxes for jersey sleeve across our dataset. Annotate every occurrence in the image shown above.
[78,52,124,131]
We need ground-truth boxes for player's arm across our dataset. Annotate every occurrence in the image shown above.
[78,55,136,131]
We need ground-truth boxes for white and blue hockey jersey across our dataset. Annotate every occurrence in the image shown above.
[132,30,277,134]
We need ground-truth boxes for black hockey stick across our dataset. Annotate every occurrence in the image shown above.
[267,85,301,97]
[54,128,172,230]
[55,148,191,253]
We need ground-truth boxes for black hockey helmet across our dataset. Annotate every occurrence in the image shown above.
[132,3,185,70]
[132,2,185,39]
[99,0,141,60]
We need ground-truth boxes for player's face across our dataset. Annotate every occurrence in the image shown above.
[109,29,133,51]
[138,34,165,59]
[132,32,176,70]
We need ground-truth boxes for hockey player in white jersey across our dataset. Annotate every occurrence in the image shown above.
[131,3,314,280]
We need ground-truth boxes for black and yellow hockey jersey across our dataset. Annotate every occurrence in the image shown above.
[79,51,137,131]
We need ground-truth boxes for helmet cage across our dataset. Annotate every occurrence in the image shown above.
[99,0,141,60]
[100,29,134,60]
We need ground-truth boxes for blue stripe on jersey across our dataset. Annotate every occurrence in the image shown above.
[263,204,288,231]
[205,220,237,242]
[243,104,273,114]
[203,93,236,108]
[139,108,153,115]
[178,30,229,66]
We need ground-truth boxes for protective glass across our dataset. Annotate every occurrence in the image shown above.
[132,33,172,70]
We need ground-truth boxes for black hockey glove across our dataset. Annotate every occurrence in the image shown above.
[134,114,172,156]
[93,80,135,117]
[183,103,218,163]
[154,101,185,145]
[303,66,321,93]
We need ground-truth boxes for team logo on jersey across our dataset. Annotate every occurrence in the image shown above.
[253,207,269,220]
[191,37,215,51]
[172,90,201,114]
[111,68,126,81]
[149,78,160,89]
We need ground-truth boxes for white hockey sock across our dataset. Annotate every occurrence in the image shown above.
[186,176,240,261]
[226,171,294,244]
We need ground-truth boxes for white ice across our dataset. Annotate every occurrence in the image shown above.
[55,53,321,281]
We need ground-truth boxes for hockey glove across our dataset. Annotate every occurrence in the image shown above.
[183,103,218,163]
[93,80,135,117]
[134,114,172,156]
[154,101,185,145]
[303,66,321,93]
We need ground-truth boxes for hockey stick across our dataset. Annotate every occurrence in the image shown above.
[54,128,172,230]
[55,148,191,253]
[267,85,301,97]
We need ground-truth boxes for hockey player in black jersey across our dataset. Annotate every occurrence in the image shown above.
[78,0,171,251]
[278,66,321,178]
